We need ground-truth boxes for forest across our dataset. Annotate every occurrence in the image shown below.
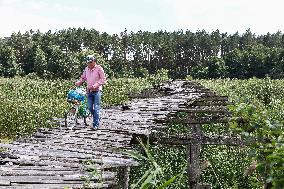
[0,28,283,80]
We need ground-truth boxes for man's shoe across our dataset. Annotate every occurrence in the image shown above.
[90,127,98,130]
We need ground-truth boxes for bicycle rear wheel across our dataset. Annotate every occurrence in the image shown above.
[65,107,77,128]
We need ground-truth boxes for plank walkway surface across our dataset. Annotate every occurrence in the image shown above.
[0,80,230,189]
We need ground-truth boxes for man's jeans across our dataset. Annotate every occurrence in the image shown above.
[87,91,102,128]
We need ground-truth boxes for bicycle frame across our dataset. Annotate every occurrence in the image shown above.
[65,88,90,128]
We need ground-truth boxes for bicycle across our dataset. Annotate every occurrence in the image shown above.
[65,87,91,129]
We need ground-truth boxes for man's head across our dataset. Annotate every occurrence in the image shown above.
[86,54,97,69]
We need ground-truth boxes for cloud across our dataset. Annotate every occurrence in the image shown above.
[53,3,78,12]
[0,0,23,6]
[0,1,107,37]
[29,1,48,11]
[0,6,54,36]
[164,0,284,34]
[0,0,283,37]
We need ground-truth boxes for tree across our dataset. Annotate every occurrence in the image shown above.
[33,45,47,77]
[224,48,246,78]
[206,56,227,78]
[0,45,19,77]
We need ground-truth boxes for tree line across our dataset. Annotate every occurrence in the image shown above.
[0,28,284,79]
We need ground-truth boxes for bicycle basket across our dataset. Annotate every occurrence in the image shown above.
[67,88,85,102]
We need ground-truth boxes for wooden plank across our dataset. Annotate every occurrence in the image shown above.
[189,101,231,106]
[155,117,229,124]
[193,96,229,102]
[1,158,83,168]
[171,107,229,114]
[0,165,79,171]
[150,134,244,146]
[0,182,112,189]
[0,173,115,183]
[0,179,10,186]
[0,142,130,159]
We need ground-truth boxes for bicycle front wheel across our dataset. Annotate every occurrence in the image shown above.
[65,107,77,128]
[83,108,91,126]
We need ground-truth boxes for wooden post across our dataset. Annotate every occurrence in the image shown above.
[187,124,201,189]
[117,166,130,189]
[122,166,130,189]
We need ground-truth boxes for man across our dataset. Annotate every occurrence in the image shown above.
[75,54,106,130]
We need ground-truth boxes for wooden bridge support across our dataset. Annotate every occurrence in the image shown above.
[186,125,214,189]
[187,124,201,189]
[117,166,130,189]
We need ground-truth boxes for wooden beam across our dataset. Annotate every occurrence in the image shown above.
[0,179,10,186]
[150,134,245,146]
[155,117,229,124]
[171,107,230,114]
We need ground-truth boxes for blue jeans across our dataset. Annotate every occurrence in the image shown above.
[87,91,102,128]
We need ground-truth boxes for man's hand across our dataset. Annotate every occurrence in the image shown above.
[74,81,79,87]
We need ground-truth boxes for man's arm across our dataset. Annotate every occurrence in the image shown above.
[75,69,87,86]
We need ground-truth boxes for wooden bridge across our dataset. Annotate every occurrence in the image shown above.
[0,80,241,189]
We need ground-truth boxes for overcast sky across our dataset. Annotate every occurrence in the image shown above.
[0,0,283,37]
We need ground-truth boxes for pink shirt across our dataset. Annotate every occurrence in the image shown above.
[75,65,106,92]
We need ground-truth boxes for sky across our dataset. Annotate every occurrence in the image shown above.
[0,0,283,38]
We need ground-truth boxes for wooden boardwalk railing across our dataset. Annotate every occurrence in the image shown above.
[0,80,239,189]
